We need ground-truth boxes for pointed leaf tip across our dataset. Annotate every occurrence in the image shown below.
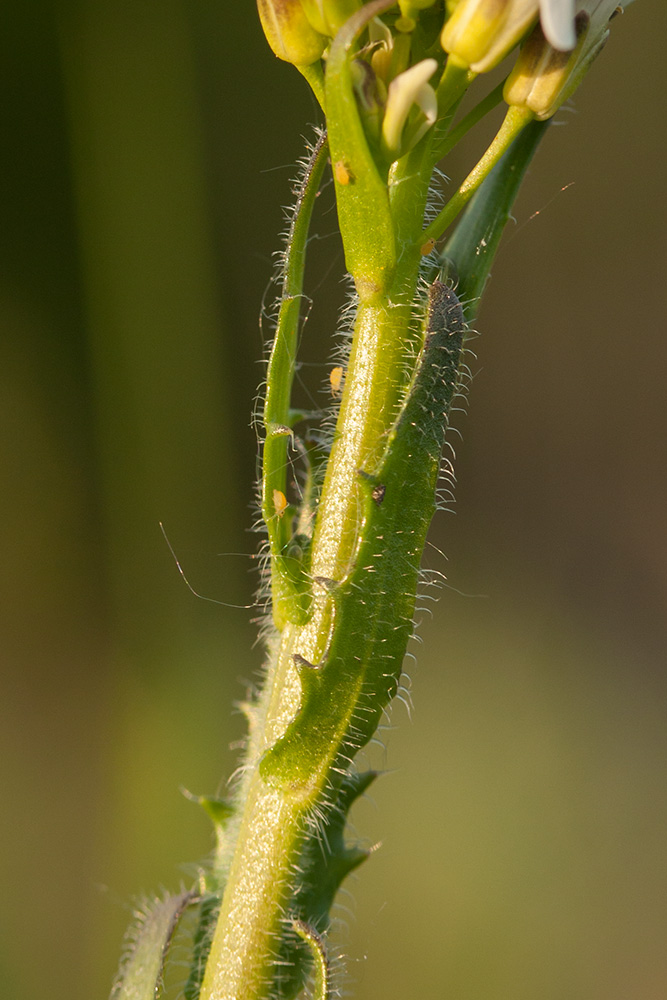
[199,796,235,829]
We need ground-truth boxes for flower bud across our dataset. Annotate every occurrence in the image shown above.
[257,0,327,66]
[441,0,540,73]
[504,1,624,120]
[369,16,395,83]
[503,14,586,118]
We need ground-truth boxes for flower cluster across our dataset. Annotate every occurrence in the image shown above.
[258,0,630,160]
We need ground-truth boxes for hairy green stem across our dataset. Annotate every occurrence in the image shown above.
[310,279,420,578]
[200,238,465,997]
[199,15,472,998]
[109,4,634,999]
[261,133,329,627]
[200,277,424,1000]
[291,920,330,1000]
[195,110,549,1000]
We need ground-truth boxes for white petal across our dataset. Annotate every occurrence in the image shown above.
[414,83,437,126]
[540,0,577,50]
[408,84,439,148]
[383,59,438,155]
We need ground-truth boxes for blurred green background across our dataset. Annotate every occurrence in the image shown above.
[1,3,665,999]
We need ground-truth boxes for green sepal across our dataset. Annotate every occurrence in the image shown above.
[256,0,327,67]
[260,283,465,789]
[301,0,363,37]
[325,0,398,297]
[441,118,550,321]
[111,891,196,1000]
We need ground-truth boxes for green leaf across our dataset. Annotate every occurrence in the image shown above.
[272,771,377,1000]
[111,892,195,1000]
[441,118,551,320]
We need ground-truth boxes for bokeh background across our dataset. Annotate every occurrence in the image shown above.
[1,3,665,999]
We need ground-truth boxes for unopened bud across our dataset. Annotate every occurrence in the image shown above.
[503,13,587,118]
[504,1,624,120]
[441,0,540,73]
[369,16,394,83]
[257,0,327,66]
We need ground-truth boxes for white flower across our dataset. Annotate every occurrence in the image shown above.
[540,1,634,52]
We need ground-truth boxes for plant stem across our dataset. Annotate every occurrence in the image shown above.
[310,279,420,579]
[199,242,425,998]
[262,133,329,626]
[433,79,506,162]
[420,104,534,245]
